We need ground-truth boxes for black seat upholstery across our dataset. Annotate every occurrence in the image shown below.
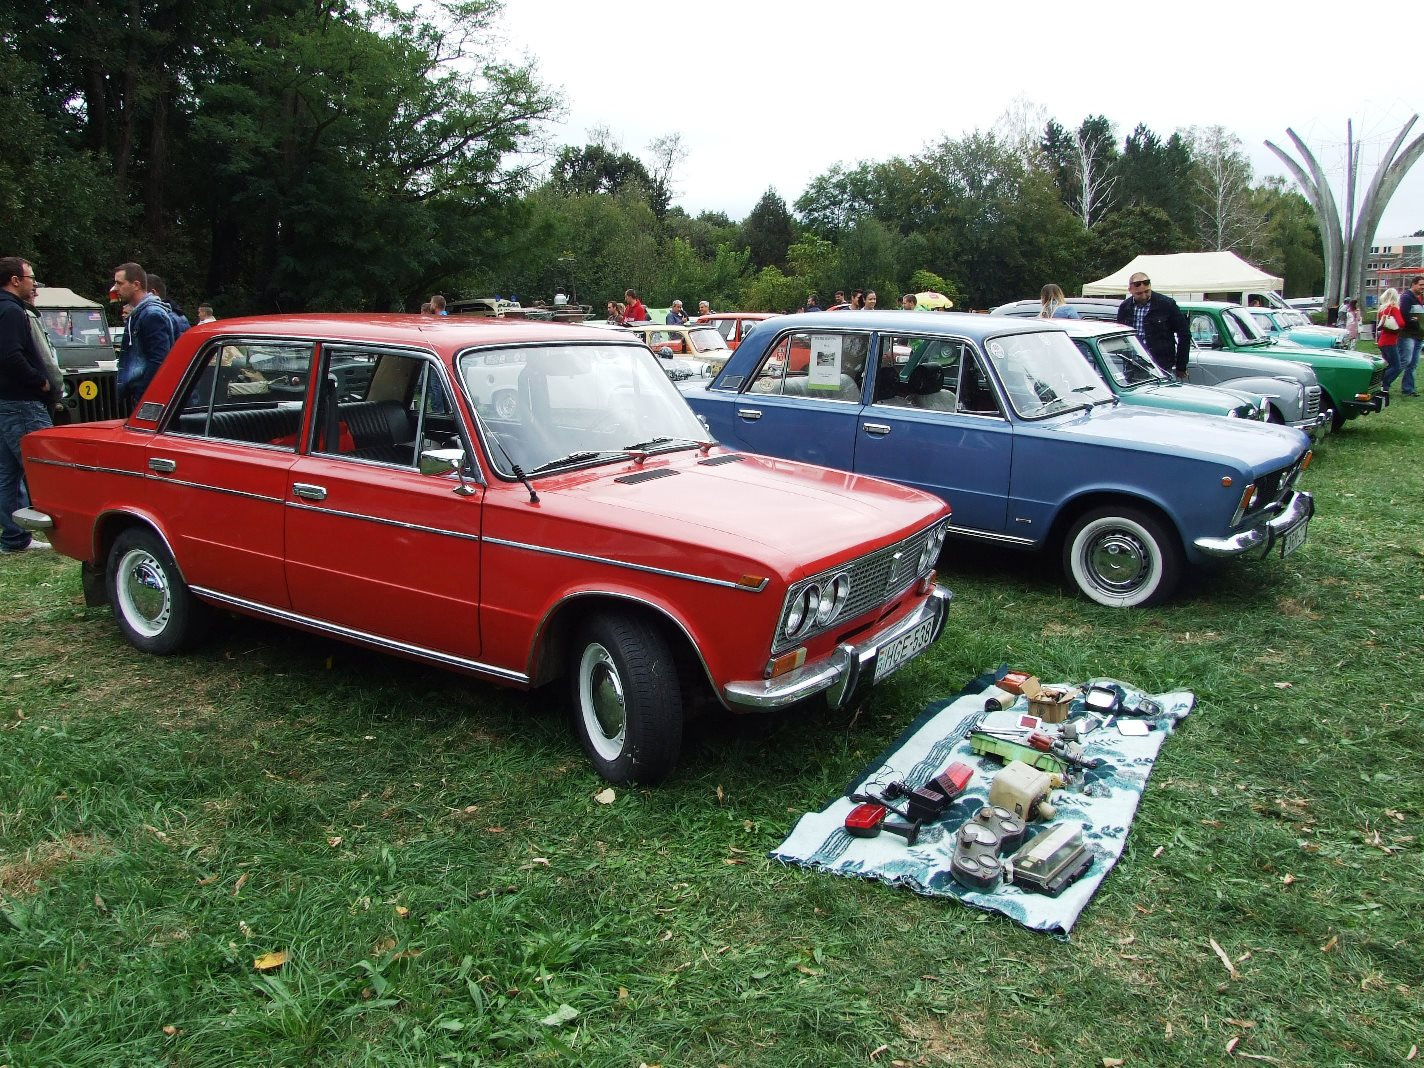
[176,406,304,445]
[338,400,415,464]
[172,399,414,462]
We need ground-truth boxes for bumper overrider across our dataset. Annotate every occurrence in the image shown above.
[722,584,953,712]
[1296,409,1332,443]
[1193,490,1314,559]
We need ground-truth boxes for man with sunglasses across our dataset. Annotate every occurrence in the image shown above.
[0,256,54,553]
[1116,272,1190,379]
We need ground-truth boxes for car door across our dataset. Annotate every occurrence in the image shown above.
[713,327,869,471]
[283,345,486,661]
[145,337,314,609]
[853,334,1012,535]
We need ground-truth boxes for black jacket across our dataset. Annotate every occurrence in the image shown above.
[0,290,50,403]
[1117,293,1190,376]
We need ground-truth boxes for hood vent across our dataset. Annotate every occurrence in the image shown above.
[615,468,679,485]
[698,454,744,466]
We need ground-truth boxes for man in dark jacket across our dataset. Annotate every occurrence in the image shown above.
[1116,272,1190,379]
[0,256,54,553]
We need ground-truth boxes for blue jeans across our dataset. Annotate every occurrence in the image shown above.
[0,400,53,550]
[1380,343,1400,392]
[1399,336,1421,395]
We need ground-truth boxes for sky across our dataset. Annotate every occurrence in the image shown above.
[495,0,1423,244]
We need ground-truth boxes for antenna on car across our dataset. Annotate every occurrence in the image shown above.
[484,432,539,503]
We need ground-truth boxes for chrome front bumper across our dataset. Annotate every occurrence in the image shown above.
[722,584,953,712]
[1193,490,1314,559]
[1293,409,1332,443]
[13,507,54,532]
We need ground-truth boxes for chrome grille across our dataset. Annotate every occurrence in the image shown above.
[1303,385,1321,420]
[1243,456,1306,522]
[1370,367,1385,394]
[773,521,943,653]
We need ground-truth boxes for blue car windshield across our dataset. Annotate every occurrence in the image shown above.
[985,329,1115,419]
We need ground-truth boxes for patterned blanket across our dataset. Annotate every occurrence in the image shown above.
[770,669,1194,936]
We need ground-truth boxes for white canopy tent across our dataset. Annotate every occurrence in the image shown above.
[1081,252,1284,300]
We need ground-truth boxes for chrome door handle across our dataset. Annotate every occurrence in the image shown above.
[148,457,176,473]
[736,408,763,421]
[292,483,327,501]
[862,423,892,436]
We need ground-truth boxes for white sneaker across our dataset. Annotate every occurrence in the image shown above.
[1,538,51,554]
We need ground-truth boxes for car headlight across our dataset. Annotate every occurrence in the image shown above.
[918,521,949,572]
[784,589,809,637]
[815,573,851,625]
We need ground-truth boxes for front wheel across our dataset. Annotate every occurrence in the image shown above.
[106,527,209,653]
[1062,506,1182,608]
[1265,404,1286,425]
[570,613,683,785]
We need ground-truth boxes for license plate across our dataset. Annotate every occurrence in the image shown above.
[1279,518,1309,557]
[873,618,936,683]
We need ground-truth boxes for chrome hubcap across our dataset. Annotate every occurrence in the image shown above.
[579,644,626,760]
[118,549,172,637]
[1087,531,1150,593]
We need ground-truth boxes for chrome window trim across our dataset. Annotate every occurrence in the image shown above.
[189,586,528,684]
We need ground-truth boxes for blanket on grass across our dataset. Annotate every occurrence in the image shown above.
[770,669,1194,936]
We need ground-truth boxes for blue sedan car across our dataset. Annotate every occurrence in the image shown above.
[683,311,1315,607]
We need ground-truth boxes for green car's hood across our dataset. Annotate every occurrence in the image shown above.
[1117,378,1259,417]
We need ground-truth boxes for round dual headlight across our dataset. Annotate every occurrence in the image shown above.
[784,591,808,637]
[918,523,948,572]
[815,573,852,626]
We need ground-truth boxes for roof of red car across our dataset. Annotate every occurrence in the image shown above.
[190,313,641,354]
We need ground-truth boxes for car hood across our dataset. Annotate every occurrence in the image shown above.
[1261,340,1383,371]
[1191,349,1317,384]
[540,451,947,574]
[1126,380,1256,412]
[1041,404,1308,471]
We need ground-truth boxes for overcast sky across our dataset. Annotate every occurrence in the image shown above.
[497,0,1423,245]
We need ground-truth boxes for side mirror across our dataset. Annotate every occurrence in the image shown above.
[419,447,476,495]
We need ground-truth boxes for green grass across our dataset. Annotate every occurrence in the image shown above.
[3,401,1423,1067]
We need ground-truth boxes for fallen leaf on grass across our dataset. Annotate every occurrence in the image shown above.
[1226,1037,1240,1054]
[94,894,107,912]
[795,964,820,976]
[232,872,249,896]
[594,788,616,805]
[1273,681,1292,689]
[1235,1055,1280,1064]
[1406,1045,1417,1060]
[1280,873,1296,886]
[394,905,410,919]
[1152,846,1164,858]
[540,1004,578,1027]
[1224,1018,1256,1028]
[1102,1058,1125,1067]
[328,836,342,848]
[239,920,253,938]
[1209,937,1240,980]
[869,1045,889,1061]
[197,874,218,886]
[716,784,725,804]
[162,1024,180,1036]
[253,950,289,971]
[1320,934,1338,953]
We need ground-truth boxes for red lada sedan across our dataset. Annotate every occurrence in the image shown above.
[16,315,952,784]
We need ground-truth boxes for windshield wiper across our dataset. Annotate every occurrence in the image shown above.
[619,436,702,453]
[529,450,605,474]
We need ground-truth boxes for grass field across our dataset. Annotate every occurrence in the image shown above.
[2,394,1422,1067]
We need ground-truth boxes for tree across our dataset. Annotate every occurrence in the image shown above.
[644,132,687,221]
[1087,205,1185,280]
[1190,125,1263,254]
[1116,125,1196,241]
[741,188,796,270]
[794,163,877,239]
[550,144,653,197]
[1069,116,1119,229]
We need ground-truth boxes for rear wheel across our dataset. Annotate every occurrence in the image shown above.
[106,527,209,654]
[1062,506,1182,608]
[570,612,683,784]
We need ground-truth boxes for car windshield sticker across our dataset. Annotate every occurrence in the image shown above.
[809,335,843,390]
[987,341,1006,359]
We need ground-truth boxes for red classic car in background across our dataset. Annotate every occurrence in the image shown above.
[16,315,952,784]
[694,312,774,351]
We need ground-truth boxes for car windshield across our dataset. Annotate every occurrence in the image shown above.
[1093,332,1169,388]
[40,308,110,346]
[1281,311,1312,328]
[688,327,730,353]
[1249,311,1279,333]
[1223,309,1268,345]
[985,330,1114,418]
[459,342,711,477]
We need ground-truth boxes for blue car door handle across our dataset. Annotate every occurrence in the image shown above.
[862,423,892,436]
[736,408,763,421]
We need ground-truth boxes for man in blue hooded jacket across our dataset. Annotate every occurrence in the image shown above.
[112,262,175,414]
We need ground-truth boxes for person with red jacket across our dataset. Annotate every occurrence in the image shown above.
[1375,287,1406,397]
[621,289,648,324]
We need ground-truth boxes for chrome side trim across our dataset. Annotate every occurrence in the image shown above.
[948,526,1037,547]
[284,499,481,541]
[27,457,145,479]
[189,586,529,683]
[144,474,285,505]
[482,535,768,592]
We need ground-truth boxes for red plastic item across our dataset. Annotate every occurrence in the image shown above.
[929,762,974,800]
[845,802,888,836]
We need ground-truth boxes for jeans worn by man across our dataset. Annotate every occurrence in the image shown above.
[0,257,54,552]
[1397,335,1421,396]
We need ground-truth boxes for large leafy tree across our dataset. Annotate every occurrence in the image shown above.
[12,0,557,312]
[740,188,796,270]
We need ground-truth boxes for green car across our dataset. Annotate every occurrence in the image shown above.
[1244,306,1353,350]
[1059,321,1267,420]
[1181,302,1385,430]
